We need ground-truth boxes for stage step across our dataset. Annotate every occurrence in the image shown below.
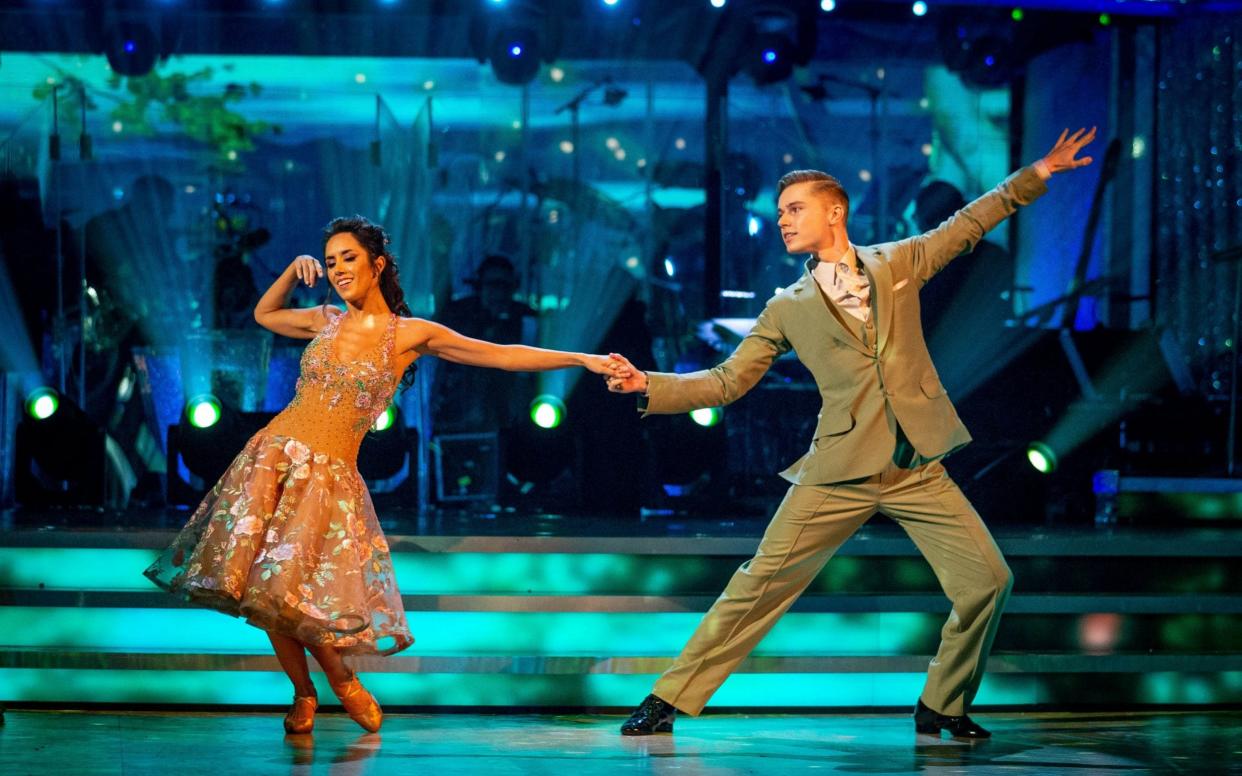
[1,522,1240,708]
[5,648,1239,674]
[5,590,1242,614]
[2,650,1238,708]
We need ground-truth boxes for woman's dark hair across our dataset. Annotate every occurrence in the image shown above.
[322,215,417,392]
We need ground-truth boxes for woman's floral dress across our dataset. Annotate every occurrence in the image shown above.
[145,311,414,656]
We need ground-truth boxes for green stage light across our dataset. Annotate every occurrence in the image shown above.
[1011,8,1024,22]
[371,405,396,432]
[186,394,222,429]
[25,387,60,420]
[530,395,565,429]
[689,407,722,428]
[1027,441,1058,474]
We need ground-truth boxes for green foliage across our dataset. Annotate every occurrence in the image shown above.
[35,63,279,172]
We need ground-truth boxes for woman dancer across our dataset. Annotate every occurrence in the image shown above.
[145,215,625,734]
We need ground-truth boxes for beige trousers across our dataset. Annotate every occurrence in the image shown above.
[652,459,1013,716]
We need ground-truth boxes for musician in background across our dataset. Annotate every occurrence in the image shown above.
[431,254,537,433]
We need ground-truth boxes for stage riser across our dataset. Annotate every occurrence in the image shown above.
[8,590,1241,614]
[2,608,1239,655]
[5,652,1239,674]
[2,538,1238,709]
[2,548,1240,596]
[3,669,1241,707]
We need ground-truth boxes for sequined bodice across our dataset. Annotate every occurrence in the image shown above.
[266,312,399,464]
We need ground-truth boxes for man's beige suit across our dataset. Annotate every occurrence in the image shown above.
[640,165,1048,716]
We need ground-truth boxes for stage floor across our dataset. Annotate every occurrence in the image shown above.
[2,708,1240,775]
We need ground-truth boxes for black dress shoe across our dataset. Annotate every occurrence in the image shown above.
[914,699,991,739]
[621,694,677,736]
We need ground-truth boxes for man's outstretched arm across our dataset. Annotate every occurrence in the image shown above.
[909,126,1097,285]
[606,305,791,416]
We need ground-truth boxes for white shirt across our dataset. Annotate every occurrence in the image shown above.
[811,243,871,323]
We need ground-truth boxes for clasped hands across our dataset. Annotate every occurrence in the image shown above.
[593,353,647,394]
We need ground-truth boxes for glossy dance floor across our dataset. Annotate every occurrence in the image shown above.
[2,709,1239,775]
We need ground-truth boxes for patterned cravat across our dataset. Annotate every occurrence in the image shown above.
[836,259,870,305]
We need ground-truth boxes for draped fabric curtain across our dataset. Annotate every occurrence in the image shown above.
[1155,17,1242,397]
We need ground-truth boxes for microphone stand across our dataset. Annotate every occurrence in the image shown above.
[1212,244,1242,476]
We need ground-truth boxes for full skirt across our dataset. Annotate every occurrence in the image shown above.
[144,431,414,656]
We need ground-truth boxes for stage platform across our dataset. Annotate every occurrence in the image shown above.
[1,508,1240,710]
[1,708,1240,775]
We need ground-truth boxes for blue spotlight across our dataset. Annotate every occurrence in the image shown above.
[912,1,928,16]
[664,258,676,277]
[509,43,523,57]
[105,21,159,76]
[763,49,778,64]
[710,0,726,7]
[748,215,762,236]
[602,0,620,5]
[820,0,837,10]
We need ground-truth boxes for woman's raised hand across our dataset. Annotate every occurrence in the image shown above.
[291,255,324,288]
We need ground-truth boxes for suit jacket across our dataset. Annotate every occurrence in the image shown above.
[640,165,1049,485]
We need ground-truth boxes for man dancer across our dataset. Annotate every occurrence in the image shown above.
[606,128,1096,738]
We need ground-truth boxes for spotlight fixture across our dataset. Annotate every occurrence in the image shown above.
[743,5,817,86]
[690,407,723,428]
[372,404,397,432]
[359,405,416,487]
[1027,441,1058,474]
[25,386,60,421]
[86,5,182,79]
[530,395,566,429]
[167,406,270,506]
[936,14,1019,88]
[469,2,562,86]
[104,21,160,76]
[648,409,727,495]
[185,394,222,429]
[16,393,109,507]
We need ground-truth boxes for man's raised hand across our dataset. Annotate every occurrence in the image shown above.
[1042,126,1097,174]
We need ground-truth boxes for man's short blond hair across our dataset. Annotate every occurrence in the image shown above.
[777,170,849,217]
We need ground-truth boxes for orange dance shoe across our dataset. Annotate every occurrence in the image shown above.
[330,673,383,733]
[283,694,318,735]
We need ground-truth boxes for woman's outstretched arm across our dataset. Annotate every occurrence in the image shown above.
[400,318,627,377]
